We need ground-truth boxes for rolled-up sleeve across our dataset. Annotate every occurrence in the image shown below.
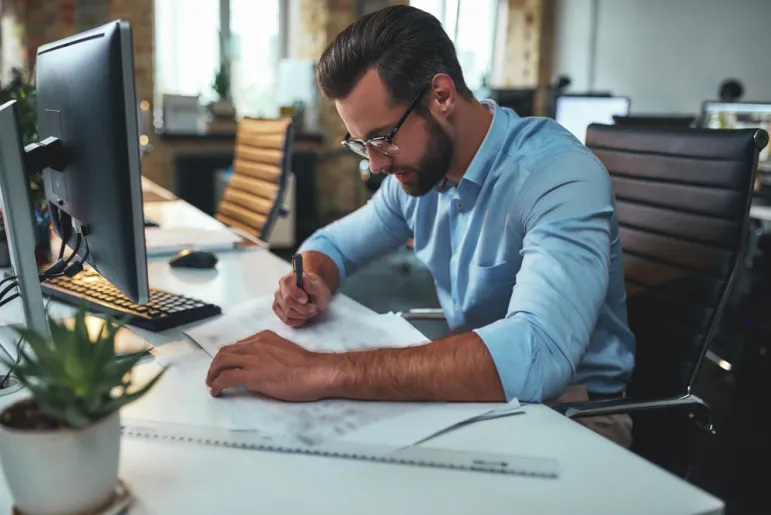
[474,151,614,403]
[298,175,412,285]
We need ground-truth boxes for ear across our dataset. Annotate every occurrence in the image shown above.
[429,74,457,118]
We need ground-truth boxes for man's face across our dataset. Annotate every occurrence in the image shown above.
[336,70,453,197]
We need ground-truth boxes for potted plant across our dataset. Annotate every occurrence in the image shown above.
[0,306,164,514]
[208,62,236,119]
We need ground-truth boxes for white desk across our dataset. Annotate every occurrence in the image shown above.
[750,203,771,223]
[0,197,724,515]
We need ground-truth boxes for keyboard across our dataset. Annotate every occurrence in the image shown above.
[41,269,222,331]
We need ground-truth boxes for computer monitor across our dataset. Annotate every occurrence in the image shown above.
[0,21,148,338]
[36,21,148,303]
[701,101,771,169]
[489,89,536,117]
[555,96,631,144]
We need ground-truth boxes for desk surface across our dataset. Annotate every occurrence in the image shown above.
[0,190,723,515]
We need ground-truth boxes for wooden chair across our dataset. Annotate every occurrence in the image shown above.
[215,117,293,242]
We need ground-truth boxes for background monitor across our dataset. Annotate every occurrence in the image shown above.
[489,89,536,118]
[555,96,631,144]
[701,101,771,169]
[36,21,149,303]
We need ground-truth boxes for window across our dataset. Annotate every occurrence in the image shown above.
[154,0,220,104]
[229,0,281,118]
[154,0,282,118]
[410,0,499,93]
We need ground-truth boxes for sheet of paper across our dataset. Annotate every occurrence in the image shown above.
[175,295,522,447]
[184,295,431,356]
[123,342,235,430]
[144,227,241,256]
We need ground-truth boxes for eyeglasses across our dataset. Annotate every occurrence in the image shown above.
[341,87,427,158]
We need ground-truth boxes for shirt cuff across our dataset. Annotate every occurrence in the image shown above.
[474,317,543,403]
[297,236,348,285]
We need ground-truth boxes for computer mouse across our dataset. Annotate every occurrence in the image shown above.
[169,249,218,269]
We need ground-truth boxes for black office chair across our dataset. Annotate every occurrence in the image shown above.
[552,124,768,474]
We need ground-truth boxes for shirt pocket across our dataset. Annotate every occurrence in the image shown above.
[464,262,516,323]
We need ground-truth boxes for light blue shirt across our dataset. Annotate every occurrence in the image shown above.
[299,101,635,403]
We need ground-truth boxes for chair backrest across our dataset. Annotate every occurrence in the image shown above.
[586,124,768,398]
[216,117,293,241]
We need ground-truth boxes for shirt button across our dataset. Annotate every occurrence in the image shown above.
[457,202,463,211]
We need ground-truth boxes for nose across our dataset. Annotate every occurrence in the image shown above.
[367,147,392,174]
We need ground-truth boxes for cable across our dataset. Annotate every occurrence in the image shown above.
[0,281,18,302]
[0,336,23,389]
[40,233,82,281]
[0,231,92,389]
[57,235,66,261]
[64,233,82,266]
[64,233,90,278]
[0,293,19,308]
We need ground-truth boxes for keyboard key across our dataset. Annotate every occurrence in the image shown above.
[39,269,222,331]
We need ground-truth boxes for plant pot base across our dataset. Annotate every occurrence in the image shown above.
[12,479,133,515]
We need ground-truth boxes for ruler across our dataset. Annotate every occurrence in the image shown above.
[121,419,559,479]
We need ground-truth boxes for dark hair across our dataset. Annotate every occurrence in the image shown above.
[317,5,474,106]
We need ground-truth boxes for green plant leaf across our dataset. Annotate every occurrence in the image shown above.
[94,368,165,418]
[61,403,96,430]
[5,304,157,425]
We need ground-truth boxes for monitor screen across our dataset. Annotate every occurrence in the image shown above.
[555,96,631,144]
[702,102,771,168]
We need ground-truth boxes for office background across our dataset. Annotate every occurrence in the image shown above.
[1,1,770,514]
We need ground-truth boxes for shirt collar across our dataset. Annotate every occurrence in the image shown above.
[461,100,506,187]
[436,100,509,202]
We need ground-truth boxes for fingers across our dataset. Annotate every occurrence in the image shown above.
[280,274,310,304]
[302,274,331,309]
[302,273,323,296]
[210,369,249,397]
[277,277,316,316]
[206,352,250,387]
[273,298,312,327]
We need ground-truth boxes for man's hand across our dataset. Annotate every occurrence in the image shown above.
[273,271,332,327]
[205,330,337,401]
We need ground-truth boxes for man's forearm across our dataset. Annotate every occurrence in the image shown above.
[324,332,506,402]
[301,251,341,292]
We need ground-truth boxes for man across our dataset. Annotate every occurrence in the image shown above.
[206,6,635,446]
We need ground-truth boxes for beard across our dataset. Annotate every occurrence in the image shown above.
[394,112,453,197]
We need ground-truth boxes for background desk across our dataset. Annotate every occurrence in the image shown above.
[0,189,724,515]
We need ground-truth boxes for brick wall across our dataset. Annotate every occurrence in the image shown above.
[500,0,555,114]
[291,0,362,219]
[2,0,169,186]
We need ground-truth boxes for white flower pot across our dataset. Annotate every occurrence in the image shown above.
[0,400,121,515]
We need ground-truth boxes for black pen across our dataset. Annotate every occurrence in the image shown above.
[292,254,307,296]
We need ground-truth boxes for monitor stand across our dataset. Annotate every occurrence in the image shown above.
[0,100,64,394]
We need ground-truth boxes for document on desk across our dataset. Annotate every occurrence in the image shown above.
[144,227,242,256]
[171,295,522,448]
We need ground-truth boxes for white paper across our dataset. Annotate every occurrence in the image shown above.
[173,295,522,447]
[123,346,235,430]
[144,227,241,256]
[184,295,430,356]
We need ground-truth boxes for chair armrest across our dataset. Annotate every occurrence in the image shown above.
[552,393,714,434]
[396,308,447,321]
